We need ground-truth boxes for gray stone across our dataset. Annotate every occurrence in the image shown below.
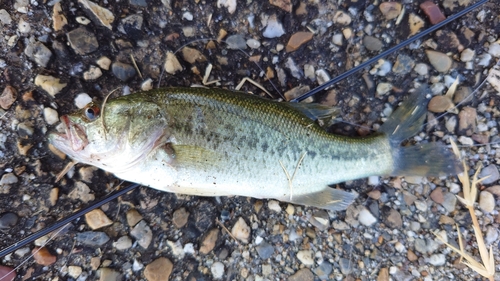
[263,15,284,38]
[363,36,383,51]
[226,34,247,50]
[24,41,52,68]
[75,231,110,246]
[67,27,99,55]
[339,258,353,275]
[314,261,333,279]
[0,9,12,25]
[289,268,314,281]
[130,0,147,6]
[479,165,499,185]
[118,14,143,39]
[0,213,18,230]
[112,62,136,81]
[255,242,274,259]
[130,220,153,249]
[441,192,457,213]
[392,54,415,75]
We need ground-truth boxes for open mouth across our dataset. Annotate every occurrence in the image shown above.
[61,115,89,151]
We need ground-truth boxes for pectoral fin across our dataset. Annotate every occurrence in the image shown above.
[291,187,358,211]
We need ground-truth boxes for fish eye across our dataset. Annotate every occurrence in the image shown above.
[83,104,100,121]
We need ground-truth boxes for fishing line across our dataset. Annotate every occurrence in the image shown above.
[291,0,489,102]
[0,183,140,258]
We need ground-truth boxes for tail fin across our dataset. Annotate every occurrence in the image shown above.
[380,85,461,177]
[292,188,358,211]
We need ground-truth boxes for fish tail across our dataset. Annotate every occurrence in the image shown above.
[380,85,461,177]
[292,188,358,211]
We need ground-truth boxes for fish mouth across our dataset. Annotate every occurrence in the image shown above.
[58,115,89,151]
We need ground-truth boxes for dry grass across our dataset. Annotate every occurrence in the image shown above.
[433,140,496,280]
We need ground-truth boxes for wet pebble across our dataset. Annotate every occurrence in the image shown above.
[426,50,452,73]
[297,250,314,265]
[379,2,402,20]
[0,212,18,230]
[288,268,314,281]
[172,208,189,228]
[35,75,67,97]
[377,267,389,281]
[226,34,246,49]
[263,15,285,38]
[200,228,219,254]
[85,209,113,230]
[75,231,110,246]
[67,27,99,55]
[420,1,446,24]
[211,261,224,279]
[409,13,425,35]
[113,236,132,250]
[286,31,313,52]
[0,86,17,110]
[269,0,292,12]
[18,18,30,33]
[130,220,153,249]
[33,247,56,265]
[96,56,112,70]
[479,191,495,213]
[25,41,52,68]
[217,0,236,13]
[164,52,183,74]
[255,241,274,259]
[112,62,136,81]
[231,217,250,244]
[479,165,499,185]
[363,36,383,51]
[181,47,206,64]
[332,33,343,46]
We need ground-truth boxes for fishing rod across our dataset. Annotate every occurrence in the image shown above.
[291,0,489,102]
[0,0,489,258]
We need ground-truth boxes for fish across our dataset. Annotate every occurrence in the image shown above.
[48,85,460,211]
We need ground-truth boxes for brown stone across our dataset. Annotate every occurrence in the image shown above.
[430,188,444,204]
[428,96,453,113]
[126,209,143,227]
[439,215,455,225]
[407,250,418,261]
[85,209,113,230]
[199,228,219,254]
[269,0,292,12]
[288,268,314,281]
[0,85,17,110]
[384,209,402,228]
[377,267,389,281]
[420,1,446,24]
[367,190,381,200]
[286,32,314,52]
[379,2,402,20]
[144,257,173,281]
[172,207,189,229]
[32,247,56,266]
[458,107,477,136]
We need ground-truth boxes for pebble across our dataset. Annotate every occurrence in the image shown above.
[172,207,189,228]
[430,188,444,204]
[426,50,452,73]
[18,18,30,33]
[376,82,392,95]
[486,185,500,197]
[96,56,112,70]
[99,268,121,281]
[286,31,313,52]
[24,41,52,68]
[485,226,498,245]
[164,51,183,74]
[246,38,261,49]
[333,10,351,25]
[113,236,132,250]
[332,33,343,46]
[460,48,475,62]
[0,9,12,25]
[76,231,109,246]
[392,54,414,75]
[488,42,500,58]
[263,15,285,38]
[458,107,476,135]
[231,217,250,243]
[0,265,15,281]
[83,65,103,80]
[314,261,332,279]
[217,0,236,14]
[409,13,425,35]
[226,34,247,49]
[358,207,377,226]
[414,63,429,76]
[0,212,18,230]
[75,93,92,108]
[479,165,499,185]
[85,209,113,230]
[43,108,59,125]
[141,78,153,91]
[384,209,402,228]
[285,204,295,215]
[255,241,274,259]
[68,266,82,278]
[211,261,225,279]
[363,36,383,51]
[143,257,173,281]
[288,268,314,281]
[34,75,67,97]
[479,191,495,213]
[267,200,281,212]
[407,250,418,261]
[269,0,292,12]
[33,247,56,265]
[420,1,446,24]
[130,0,147,6]
[52,2,67,31]
[130,220,153,249]
[68,181,95,203]
[0,86,17,110]
[78,0,115,29]
[112,62,136,81]
[199,228,219,254]
[67,27,99,55]
[296,250,314,265]
[379,2,402,20]
[182,11,193,21]
[181,47,206,64]
[339,258,353,274]
[427,254,446,266]
[441,192,457,213]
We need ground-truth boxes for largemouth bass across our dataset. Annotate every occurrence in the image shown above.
[49,86,459,210]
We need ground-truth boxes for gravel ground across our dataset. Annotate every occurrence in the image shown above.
[1,0,500,280]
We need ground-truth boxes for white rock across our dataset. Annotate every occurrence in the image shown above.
[414,200,428,212]
[485,226,499,245]
[246,38,260,49]
[113,236,132,250]
[427,254,446,266]
[315,69,330,85]
[164,51,183,74]
[183,243,195,255]
[182,11,193,21]
[18,18,31,33]
[460,48,475,62]
[488,42,500,58]
[96,56,111,70]
[217,0,236,14]
[414,63,429,76]
[263,15,285,38]
[368,176,379,186]
[479,191,495,213]
[83,65,102,80]
[267,200,281,212]
[477,53,492,66]
[43,107,59,125]
[74,93,92,109]
[78,0,115,29]
[332,33,343,46]
[395,242,406,252]
[35,75,67,97]
[296,250,315,265]
[68,266,82,278]
[333,10,351,25]
[458,136,473,146]
[0,9,12,25]
[76,16,91,25]
[211,262,225,279]
[376,83,392,95]
[0,173,18,185]
[358,208,377,226]
[231,217,250,244]
[304,64,315,80]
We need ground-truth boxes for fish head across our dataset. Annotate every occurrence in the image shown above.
[49,98,169,172]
